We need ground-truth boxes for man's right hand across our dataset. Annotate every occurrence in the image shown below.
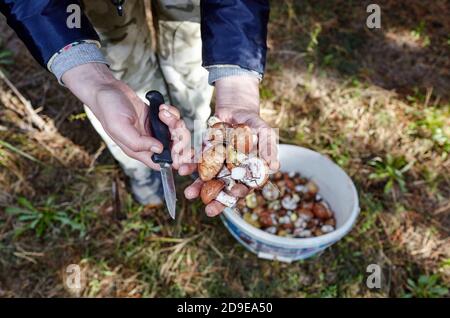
[62,63,195,175]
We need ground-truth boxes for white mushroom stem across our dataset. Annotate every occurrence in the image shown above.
[231,167,246,180]
[221,176,236,192]
[215,191,238,207]
[217,166,230,178]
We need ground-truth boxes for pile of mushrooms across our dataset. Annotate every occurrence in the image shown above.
[237,171,336,238]
[199,116,271,208]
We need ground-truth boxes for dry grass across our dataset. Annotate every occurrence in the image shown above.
[0,0,449,297]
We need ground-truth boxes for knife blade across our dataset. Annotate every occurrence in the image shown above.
[159,162,177,219]
[145,90,177,219]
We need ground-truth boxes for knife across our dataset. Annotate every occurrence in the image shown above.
[145,90,177,219]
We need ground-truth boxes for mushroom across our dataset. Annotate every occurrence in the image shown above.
[262,182,279,201]
[206,122,232,144]
[297,208,314,221]
[225,145,248,169]
[231,166,246,180]
[245,192,258,209]
[200,179,225,204]
[321,225,335,233]
[243,213,260,228]
[312,202,333,219]
[198,143,226,181]
[294,229,312,238]
[324,218,336,227]
[259,211,274,227]
[222,176,236,192]
[265,226,277,234]
[305,180,319,195]
[207,116,222,127]
[281,194,298,210]
[217,166,231,178]
[215,191,238,207]
[268,200,281,211]
[229,124,253,154]
[240,157,270,188]
[295,184,306,193]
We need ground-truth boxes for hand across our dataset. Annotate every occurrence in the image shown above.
[63,63,195,175]
[184,75,279,216]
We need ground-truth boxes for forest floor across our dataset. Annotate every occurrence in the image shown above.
[0,0,449,297]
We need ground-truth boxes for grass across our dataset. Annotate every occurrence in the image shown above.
[368,155,413,194]
[0,0,449,297]
[5,196,85,238]
[404,275,448,298]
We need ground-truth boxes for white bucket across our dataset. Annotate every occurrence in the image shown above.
[221,144,360,262]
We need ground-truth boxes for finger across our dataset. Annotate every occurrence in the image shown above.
[240,115,280,171]
[178,163,197,176]
[173,145,194,170]
[171,152,180,170]
[159,109,180,129]
[177,148,196,176]
[160,104,181,119]
[171,121,191,154]
[184,178,203,199]
[130,151,161,170]
[115,140,161,170]
[229,184,249,198]
[258,126,280,171]
[205,200,225,217]
[108,119,163,153]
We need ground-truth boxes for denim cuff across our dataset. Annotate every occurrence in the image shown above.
[206,65,262,85]
[49,43,109,85]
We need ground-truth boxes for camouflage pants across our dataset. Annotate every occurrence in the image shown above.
[83,0,213,204]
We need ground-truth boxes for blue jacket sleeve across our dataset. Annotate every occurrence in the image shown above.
[200,0,270,75]
[0,0,99,68]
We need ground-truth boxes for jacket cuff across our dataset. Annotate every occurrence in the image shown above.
[49,43,109,85]
[206,65,262,85]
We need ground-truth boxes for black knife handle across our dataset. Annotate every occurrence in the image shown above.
[145,90,173,164]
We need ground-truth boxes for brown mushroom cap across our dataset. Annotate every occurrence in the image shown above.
[199,143,226,181]
[206,122,232,144]
[200,179,225,204]
[312,202,332,219]
[229,124,253,154]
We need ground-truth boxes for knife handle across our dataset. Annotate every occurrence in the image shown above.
[145,90,173,165]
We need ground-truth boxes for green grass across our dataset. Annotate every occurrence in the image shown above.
[404,275,448,298]
[6,196,85,238]
[368,155,413,194]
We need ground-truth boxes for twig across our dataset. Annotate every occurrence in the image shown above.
[0,68,49,131]
[88,142,106,172]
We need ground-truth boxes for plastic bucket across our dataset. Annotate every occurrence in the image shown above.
[221,144,360,262]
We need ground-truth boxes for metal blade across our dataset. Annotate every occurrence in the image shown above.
[160,163,177,219]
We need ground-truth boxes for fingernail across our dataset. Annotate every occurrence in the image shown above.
[160,104,169,111]
[151,146,162,153]
[162,110,172,118]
